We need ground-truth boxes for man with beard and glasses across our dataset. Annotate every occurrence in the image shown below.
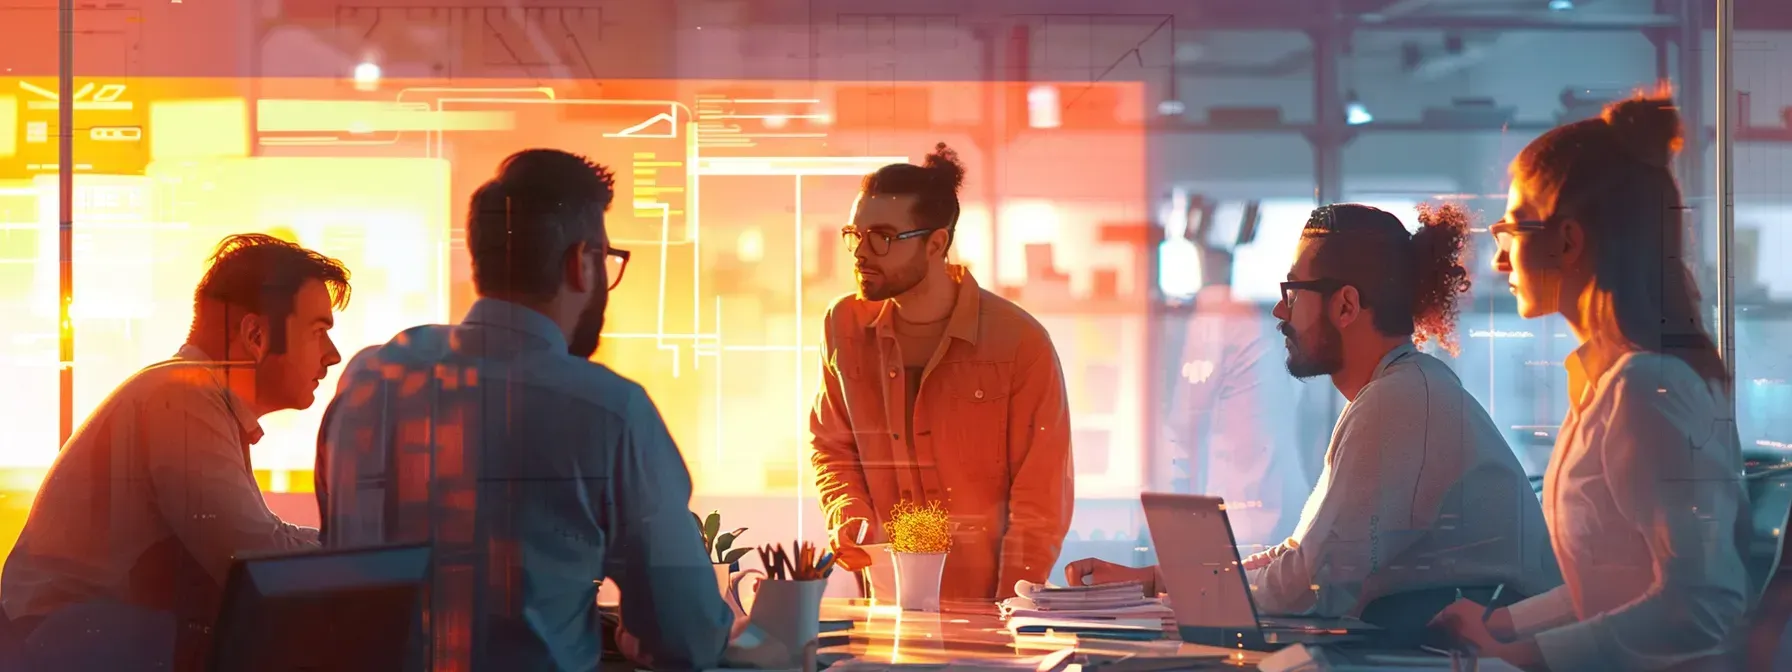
[813,143,1074,601]
[1066,204,1557,639]
[316,149,741,671]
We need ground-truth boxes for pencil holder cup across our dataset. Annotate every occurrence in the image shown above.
[731,578,826,671]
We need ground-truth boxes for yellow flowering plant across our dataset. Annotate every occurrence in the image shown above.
[883,501,952,554]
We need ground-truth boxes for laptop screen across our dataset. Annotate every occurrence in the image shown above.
[1140,493,1262,631]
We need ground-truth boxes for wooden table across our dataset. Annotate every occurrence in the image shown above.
[816,599,1264,669]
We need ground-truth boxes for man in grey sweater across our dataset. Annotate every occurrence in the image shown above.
[1069,204,1559,630]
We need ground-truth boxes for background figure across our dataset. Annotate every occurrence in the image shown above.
[1158,246,1312,550]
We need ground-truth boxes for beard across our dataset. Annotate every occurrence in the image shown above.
[855,251,928,302]
[568,291,607,359]
[1280,318,1344,380]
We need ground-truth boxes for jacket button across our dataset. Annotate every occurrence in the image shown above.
[888,369,897,379]
[974,389,984,400]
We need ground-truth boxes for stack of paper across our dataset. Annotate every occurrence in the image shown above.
[999,581,1174,637]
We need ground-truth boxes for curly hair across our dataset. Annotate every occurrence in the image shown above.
[1411,203,1473,356]
[1302,203,1471,355]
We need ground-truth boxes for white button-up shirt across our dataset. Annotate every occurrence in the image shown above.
[1507,346,1750,671]
[1245,343,1561,617]
[2,345,318,622]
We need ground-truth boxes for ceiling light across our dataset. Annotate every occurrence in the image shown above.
[352,62,381,91]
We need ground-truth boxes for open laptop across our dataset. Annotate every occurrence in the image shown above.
[1141,493,1375,650]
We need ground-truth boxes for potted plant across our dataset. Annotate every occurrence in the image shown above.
[883,501,952,612]
[695,511,751,597]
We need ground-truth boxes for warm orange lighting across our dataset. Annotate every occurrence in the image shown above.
[0,76,1149,512]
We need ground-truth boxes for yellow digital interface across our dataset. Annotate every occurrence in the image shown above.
[0,77,1151,506]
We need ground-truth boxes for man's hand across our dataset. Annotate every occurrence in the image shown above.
[615,625,648,666]
[616,613,750,668]
[1062,558,1158,595]
[829,518,874,572]
[1241,550,1274,570]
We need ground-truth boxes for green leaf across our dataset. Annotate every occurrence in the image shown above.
[715,531,738,555]
[721,548,751,565]
[703,512,721,543]
[693,512,711,550]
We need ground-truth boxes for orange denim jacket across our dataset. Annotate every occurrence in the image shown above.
[810,266,1074,600]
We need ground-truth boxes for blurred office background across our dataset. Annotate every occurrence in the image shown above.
[0,0,1785,594]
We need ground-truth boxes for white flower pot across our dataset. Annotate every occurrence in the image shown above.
[892,552,947,612]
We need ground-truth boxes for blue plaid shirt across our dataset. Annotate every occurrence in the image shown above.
[317,298,732,672]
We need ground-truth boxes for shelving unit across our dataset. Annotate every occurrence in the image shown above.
[1152,1,1707,208]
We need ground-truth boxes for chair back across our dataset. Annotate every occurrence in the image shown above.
[1743,463,1792,670]
[1745,464,1792,599]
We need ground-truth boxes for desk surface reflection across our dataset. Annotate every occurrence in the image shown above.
[818,599,1262,669]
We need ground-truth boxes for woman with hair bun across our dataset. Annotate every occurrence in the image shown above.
[1431,89,1749,671]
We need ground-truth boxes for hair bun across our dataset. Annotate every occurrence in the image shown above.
[1601,91,1683,169]
[922,142,966,191]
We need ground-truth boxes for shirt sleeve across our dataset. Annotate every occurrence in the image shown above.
[809,306,880,538]
[142,379,318,583]
[1248,382,1433,617]
[1506,584,1576,636]
[996,329,1075,599]
[604,388,733,671]
[1532,371,1748,671]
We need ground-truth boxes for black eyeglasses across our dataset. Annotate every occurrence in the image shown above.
[603,247,630,290]
[1279,278,1349,306]
[1489,219,1548,253]
[841,226,943,257]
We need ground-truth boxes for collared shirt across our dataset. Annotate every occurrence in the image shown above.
[316,298,732,672]
[2,345,318,623]
[1507,345,1749,671]
[810,266,1074,601]
[1244,343,1560,617]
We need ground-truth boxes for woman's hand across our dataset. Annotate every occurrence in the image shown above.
[1429,599,1548,671]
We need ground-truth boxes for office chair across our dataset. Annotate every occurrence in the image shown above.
[207,544,429,672]
[1743,462,1792,670]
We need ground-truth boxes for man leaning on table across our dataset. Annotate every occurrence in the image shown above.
[813,143,1075,602]
[3,234,349,668]
[317,149,744,671]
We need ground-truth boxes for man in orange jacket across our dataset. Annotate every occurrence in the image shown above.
[810,143,1074,601]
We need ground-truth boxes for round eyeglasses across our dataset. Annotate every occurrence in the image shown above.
[841,226,943,257]
[1489,219,1547,254]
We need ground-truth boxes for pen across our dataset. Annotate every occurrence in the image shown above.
[1481,584,1504,623]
